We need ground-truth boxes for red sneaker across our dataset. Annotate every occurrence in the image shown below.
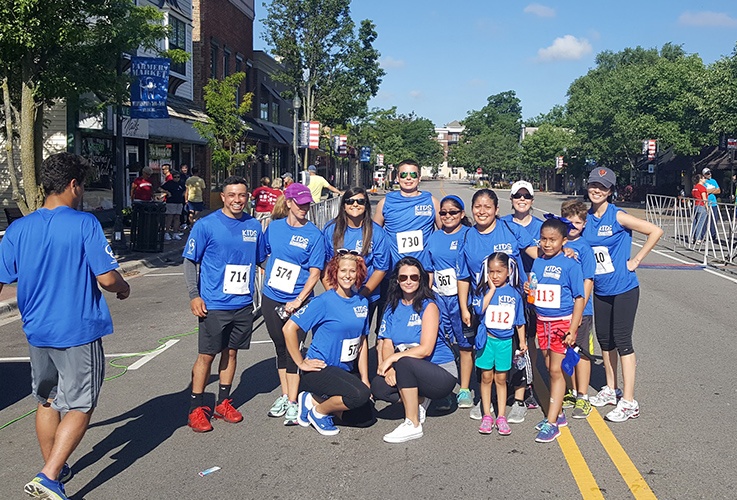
[188,406,213,432]
[214,398,243,423]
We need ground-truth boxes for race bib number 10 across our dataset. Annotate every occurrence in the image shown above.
[268,258,301,294]
[397,230,423,253]
[592,246,615,275]
[223,264,251,295]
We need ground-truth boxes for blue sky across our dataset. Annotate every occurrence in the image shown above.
[253,1,737,128]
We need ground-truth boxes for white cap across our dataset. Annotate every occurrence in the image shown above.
[510,180,534,197]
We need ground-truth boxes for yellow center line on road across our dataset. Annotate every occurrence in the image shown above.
[557,427,606,499]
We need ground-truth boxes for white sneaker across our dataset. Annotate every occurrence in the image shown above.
[506,402,527,424]
[164,233,172,241]
[172,233,182,240]
[590,386,622,407]
[419,399,430,424]
[383,419,423,443]
[469,401,484,420]
[605,399,639,422]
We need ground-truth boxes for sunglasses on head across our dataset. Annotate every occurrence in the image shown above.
[399,171,419,179]
[344,197,367,206]
[439,210,461,216]
[512,193,533,200]
[336,248,360,256]
[398,274,421,283]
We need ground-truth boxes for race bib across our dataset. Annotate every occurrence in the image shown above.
[397,230,423,253]
[268,258,300,294]
[340,337,362,362]
[535,284,561,309]
[223,264,251,295]
[434,268,457,296]
[592,246,615,275]
[484,304,515,330]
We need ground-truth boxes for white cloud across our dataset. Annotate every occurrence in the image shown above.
[409,90,423,99]
[678,11,737,27]
[524,3,555,18]
[380,56,405,69]
[537,35,592,62]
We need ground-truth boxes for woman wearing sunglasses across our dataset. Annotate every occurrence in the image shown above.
[371,257,457,443]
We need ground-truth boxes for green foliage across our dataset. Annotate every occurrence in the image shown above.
[193,73,255,177]
[520,124,576,181]
[700,44,737,135]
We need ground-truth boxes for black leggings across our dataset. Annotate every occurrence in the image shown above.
[593,287,639,356]
[262,295,299,373]
[371,357,457,404]
[300,366,374,426]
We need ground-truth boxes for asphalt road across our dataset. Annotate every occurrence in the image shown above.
[1,180,734,499]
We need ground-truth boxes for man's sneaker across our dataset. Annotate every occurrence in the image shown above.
[283,401,299,426]
[383,419,423,443]
[469,401,484,420]
[268,394,289,417]
[297,391,313,427]
[24,473,67,500]
[188,406,213,433]
[525,392,539,409]
[478,415,494,434]
[562,390,577,409]
[307,408,340,436]
[590,386,622,407]
[605,399,640,422]
[164,232,172,241]
[535,413,567,431]
[172,233,182,240]
[433,395,453,411]
[535,422,561,443]
[457,389,474,409]
[496,415,512,436]
[572,398,592,419]
[214,398,243,423]
[58,463,72,484]
[507,402,527,424]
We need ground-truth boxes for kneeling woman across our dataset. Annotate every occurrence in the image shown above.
[283,251,374,436]
[371,257,457,444]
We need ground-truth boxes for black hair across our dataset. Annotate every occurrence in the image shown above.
[386,257,434,314]
[691,173,702,184]
[397,159,420,173]
[221,176,247,192]
[191,166,199,174]
[40,153,92,196]
[440,196,472,227]
[475,252,524,301]
[541,218,568,238]
[471,188,499,209]
[331,186,373,256]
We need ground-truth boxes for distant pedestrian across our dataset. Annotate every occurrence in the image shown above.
[306,165,342,202]
[159,171,185,240]
[281,171,295,189]
[691,173,708,244]
[702,168,720,240]
[0,152,130,500]
[185,166,206,226]
[162,163,173,182]
[131,166,154,202]
[252,176,282,221]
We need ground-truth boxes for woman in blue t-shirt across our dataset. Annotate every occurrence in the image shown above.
[283,251,374,436]
[583,168,663,423]
[371,257,457,444]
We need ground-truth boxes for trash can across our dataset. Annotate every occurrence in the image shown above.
[130,202,166,252]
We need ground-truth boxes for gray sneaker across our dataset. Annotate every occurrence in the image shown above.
[469,402,486,420]
[506,402,527,424]
[268,394,289,417]
[457,389,474,409]
[283,401,299,426]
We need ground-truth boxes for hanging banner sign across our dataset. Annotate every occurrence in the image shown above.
[360,146,371,163]
[309,121,321,149]
[338,135,348,156]
[130,57,170,119]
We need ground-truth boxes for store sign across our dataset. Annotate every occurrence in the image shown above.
[122,117,149,139]
[130,57,170,119]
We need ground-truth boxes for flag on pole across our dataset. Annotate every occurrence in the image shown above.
[309,121,320,149]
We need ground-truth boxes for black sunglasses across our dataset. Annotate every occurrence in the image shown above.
[398,274,420,283]
[399,171,419,179]
[439,210,462,216]
[337,248,360,256]
[344,197,367,206]
[512,193,533,200]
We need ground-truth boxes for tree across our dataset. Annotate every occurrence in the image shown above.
[520,124,576,181]
[0,0,177,214]
[193,73,255,178]
[700,44,737,136]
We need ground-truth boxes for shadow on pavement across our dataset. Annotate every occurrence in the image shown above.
[0,362,31,412]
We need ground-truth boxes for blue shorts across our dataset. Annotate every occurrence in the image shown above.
[187,201,204,212]
[435,294,469,348]
[475,334,513,372]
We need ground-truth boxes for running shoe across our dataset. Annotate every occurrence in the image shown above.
[383,419,423,443]
[164,232,172,241]
[283,401,299,426]
[524,392,539,409]
[457,389,474,409]
[24,473,67,500]
[419,399,430,424]
[58,463,72,484]
[506,402,527,424]
[590,386,622,407]
[562,390,577,409]
[535,422,561,443]
[214,398,243,423]
[495,416,511,436]
[535,413,567,431]
[268,394,289,417]
[433,395,453,411]
[605,399,640,422]
[572,397,592,419]
[307,408,340,436]
[469,401,484,420]
[478,415,494,434]
[187,406,213,433]
[297,391,313,427]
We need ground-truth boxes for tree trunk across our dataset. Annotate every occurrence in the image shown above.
[2,77,29,213]
[20,64,43,213]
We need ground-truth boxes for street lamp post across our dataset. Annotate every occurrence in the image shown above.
[292,94,301,180]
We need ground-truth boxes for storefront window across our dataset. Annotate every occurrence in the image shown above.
[170,17,187,75]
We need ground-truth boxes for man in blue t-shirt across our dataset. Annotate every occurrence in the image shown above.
[702,168,720,239]
[182,176,267,433]
[0,153,130,500]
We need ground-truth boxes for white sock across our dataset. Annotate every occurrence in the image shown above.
[580,394,589,401]
[312,408,327,419]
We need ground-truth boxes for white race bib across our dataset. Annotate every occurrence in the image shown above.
[535,284,561,309]
[397,230,423,253]
[223,264,251,295]
[434,268,457,296]
[484,304,515,330]
[340,337,362,362]
[592,246,615,275]
[267,258,300,294]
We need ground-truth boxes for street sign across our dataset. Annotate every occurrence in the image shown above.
[728,138,737,150]
[360,146,371,163]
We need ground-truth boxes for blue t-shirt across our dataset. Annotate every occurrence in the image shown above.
[501,214,543,273]
[291,290,369,372]
[583,204,639,296]
[564,237,595,316]
[483,283,526,339]
[322,220,390,304]
[704,178,719,206]
[378,299,454,365]
[381,190,436,268]
[426,225,469,296]
[0,207,118,348]
[530,252,584,319]
[262,218,325,302]
[182,210,266,310]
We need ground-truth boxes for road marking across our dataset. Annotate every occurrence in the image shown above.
[143,272,184,276]
[557,427,605,499]
[587,410,658,499]
[0,314,20,327]
[632,241,737,284]
[0,352,146,363]
[127,339,179,370]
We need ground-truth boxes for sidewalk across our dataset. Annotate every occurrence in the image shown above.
[0,227,187,318]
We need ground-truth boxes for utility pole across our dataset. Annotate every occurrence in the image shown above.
[111,55,128,254]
